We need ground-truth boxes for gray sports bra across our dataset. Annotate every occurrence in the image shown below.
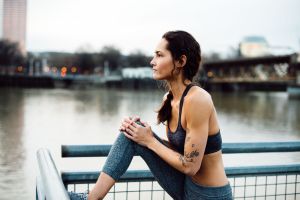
[167,84,222,154]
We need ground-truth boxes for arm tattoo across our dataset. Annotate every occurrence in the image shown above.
[178,149,200,167]
[179,155,187,167]
[185,150,200,161]
[180,136,200,167]
[185,136,191,143]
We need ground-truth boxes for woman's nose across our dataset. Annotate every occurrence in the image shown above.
[150,58,155,66]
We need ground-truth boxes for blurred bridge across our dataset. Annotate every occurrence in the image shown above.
[1,54,299,91]
[200,54,300,91]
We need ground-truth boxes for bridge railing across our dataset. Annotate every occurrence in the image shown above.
[36,141,300,200]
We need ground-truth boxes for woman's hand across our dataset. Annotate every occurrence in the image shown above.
[120,118,154,148]
[119,116,140,132]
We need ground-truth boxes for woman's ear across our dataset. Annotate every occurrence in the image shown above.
[174,55,187,74]
[178,55,187,68]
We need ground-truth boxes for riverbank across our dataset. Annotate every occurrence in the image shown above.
[0,74,292,91]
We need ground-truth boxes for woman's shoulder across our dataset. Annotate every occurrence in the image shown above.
[185,86,213,108]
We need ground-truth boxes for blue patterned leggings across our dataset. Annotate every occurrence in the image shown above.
[101,132,232,200]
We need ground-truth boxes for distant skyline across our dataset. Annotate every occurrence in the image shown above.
[1,0,27,53]
[27,0,300,55]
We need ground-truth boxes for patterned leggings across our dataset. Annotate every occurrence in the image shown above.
[69,132,232,200]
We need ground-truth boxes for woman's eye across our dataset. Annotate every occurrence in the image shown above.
[154,52,162,57]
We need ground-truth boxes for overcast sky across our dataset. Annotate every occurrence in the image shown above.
[27,0,300,55]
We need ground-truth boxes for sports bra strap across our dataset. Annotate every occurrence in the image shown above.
[178,83,196,127]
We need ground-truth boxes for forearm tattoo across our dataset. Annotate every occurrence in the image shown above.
[179,155,187,166]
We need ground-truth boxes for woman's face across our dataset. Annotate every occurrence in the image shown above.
[150,38,175,80]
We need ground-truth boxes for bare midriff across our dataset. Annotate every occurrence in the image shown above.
[191,151,229,187]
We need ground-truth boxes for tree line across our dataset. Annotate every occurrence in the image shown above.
[0,39,152,75]
[0,39,226,76]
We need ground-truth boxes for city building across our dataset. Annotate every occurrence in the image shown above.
[122,67,153,79]
[239,36,269,58]
[0,0,27,54]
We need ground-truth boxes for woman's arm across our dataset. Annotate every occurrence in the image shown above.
[123,91,213,176]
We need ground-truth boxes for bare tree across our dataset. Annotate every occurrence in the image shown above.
[98,46,122,71]
[127,50,151,68]
[0,40,25,70]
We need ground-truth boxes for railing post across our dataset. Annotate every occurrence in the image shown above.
[36,148,70,200]
[36,172,45,200]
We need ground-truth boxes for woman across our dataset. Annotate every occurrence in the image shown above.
[70,31,232,200]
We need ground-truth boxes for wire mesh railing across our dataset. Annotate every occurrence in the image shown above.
[62,165,300,200]
[36,141,300,200]
[64,175,300,200]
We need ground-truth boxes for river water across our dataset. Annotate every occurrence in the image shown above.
[0,87,299,199]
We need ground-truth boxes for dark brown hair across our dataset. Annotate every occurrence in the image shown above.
[157,31,201,124]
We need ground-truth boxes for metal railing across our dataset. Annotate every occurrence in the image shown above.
[36,148,70,200]
[36,142,300,199]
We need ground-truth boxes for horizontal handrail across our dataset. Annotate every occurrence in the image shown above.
[37,148,70,200]
[222,141,300,153]
[62,141,300,157]
[62,144,111,157]
[61,164,300,184]
[62,170,154,184]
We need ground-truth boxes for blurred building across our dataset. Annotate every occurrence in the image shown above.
[268,45,295,56]
[122,67,152,79]
[0,0,27,54]
[239,36,269,57]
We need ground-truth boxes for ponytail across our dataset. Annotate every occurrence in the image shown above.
[157,91,173,124]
